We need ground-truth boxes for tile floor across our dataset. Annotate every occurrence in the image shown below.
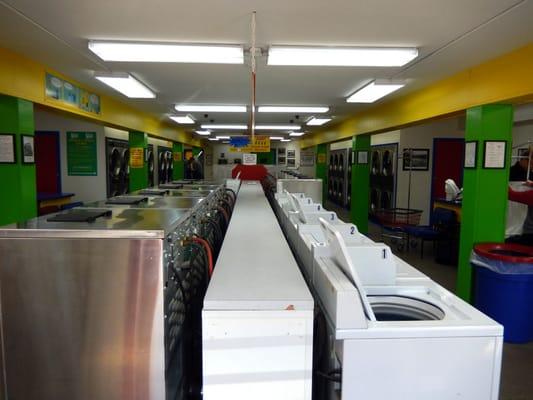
[326,201,533,400]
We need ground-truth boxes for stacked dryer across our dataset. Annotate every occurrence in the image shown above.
[327,149,350,208]
[158,146,174,184]
[147,144,155,187]
[369,144,396,215]
[106,138,130,197]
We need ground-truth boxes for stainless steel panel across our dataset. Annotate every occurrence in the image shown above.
[84,197,205,210]
[0,208,190,239]
[0,238,165,400]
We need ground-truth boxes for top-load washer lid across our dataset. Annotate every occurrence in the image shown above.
[106,196,148,205]
[319,218,377,321]
[47,209,112,223]
[159,183,184,189]
[138,189,169,196]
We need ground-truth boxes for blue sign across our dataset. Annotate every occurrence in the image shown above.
[229,136,250,148]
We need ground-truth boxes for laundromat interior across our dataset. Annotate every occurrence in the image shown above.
[0,1,532,399]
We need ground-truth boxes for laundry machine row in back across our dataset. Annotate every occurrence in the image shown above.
[327,149,351,209]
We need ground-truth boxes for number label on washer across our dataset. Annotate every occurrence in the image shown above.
[350,226,355,235]
[317,205,321,211]
[331,213,335,221]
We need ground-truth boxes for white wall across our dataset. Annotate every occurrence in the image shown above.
[395,118,465,225]
[34,107,107,203]
[210,141,315,180]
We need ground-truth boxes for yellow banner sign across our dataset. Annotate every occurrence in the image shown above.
[229,136,270,153]
[173,151,182,162]
[130,147,144,168]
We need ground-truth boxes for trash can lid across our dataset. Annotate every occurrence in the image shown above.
[474,243,533,264]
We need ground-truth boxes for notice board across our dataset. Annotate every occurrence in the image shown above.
[66,132,97,176]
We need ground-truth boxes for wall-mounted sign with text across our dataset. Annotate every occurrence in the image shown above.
[45,73,101,115]
[66,132,97,176]
[229,136,270,153]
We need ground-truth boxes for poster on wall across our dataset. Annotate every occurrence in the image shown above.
[464,141,477,169]
[287,149,295,158]
[287,158,296,168]
[21,135,35,164]
[243,153,257,165]
[0,134,16,164]
[483,141,507,169]
[46,73,101,115]
[278,156,286,165]
[300,150,315,166]
[66,132,97,176]
[402,148,429,171]
[130,148,144,168]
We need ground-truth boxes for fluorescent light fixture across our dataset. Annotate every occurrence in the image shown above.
[170,115,195,124]
[195,130,211,136]
[346,80,405,103]
[289,131,306,137]
[281,139,291,142]
[216,135,230,140]
[89,41,244,64]
[268,46,418,67]
[208,138,219,141]
[258,106,329,113]
[176,105,246,113]
[269,136,284,140]
[94,73,155,98]
[201,124,247,130]
[306,117,332,126]
[255,125,301,130]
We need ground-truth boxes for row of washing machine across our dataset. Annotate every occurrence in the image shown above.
[0,179,241,400]
[272,185,503,400]
[106,138,177,197]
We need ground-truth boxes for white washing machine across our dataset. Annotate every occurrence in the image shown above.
[312,219,503,400]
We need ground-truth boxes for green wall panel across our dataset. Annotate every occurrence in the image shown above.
[457,104,513,301]
[315,144,328,202]
[351,135,371,234]
[0,95,36,226]
[128,131,148,192]
[173,142,184,180]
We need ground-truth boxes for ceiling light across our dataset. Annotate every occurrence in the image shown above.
[268,46,418,67]
[270,136,284,140]
[255,125,301,130]
[201,124,247,130]
[170,115,195,124]
[216,136,230,140]
[281,139,291,142]
[195,130,211,136]
[176,105,246,113]
[89,41,244,64]
[208,138,219,141]
[289,131,306,137]
[306,117,332,126]
[258,106,329,113]
[346,80,405,103]
[94,73,155,98]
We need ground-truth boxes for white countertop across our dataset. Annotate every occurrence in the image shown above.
[203,181,314,311]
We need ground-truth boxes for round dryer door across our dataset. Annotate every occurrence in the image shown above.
[147,150,155,186]
[159,152,167,183]
[109,148,121,179]
[166,151,174,181]
[339,154,344,173]
[121,149,130,177]
[380,190,392,209]
[370,188,380,212]
[382,150,394,176]
[371,150,381,175]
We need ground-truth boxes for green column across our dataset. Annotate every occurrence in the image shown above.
[173,142,184,180]
[351,135,371,234]
[0,96,36,226]
[193,146,202,157]
[457,104,513,301]
[315,144,328,202]
[128,131,148,191]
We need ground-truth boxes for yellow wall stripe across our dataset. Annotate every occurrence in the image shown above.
[0,46,202,146]
[300,43,533,147]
